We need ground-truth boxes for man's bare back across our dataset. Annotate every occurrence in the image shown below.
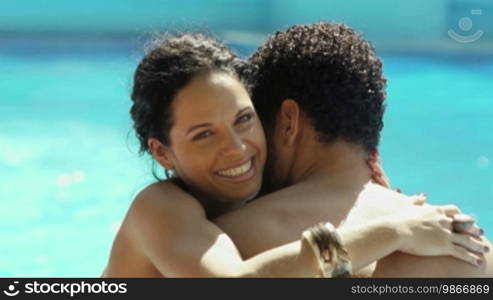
[214,180,492,277]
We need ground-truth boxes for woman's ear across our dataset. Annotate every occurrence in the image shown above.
[148,138,175,169]
[278,99,302,146]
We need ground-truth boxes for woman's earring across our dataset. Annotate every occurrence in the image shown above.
[165,167,176,179]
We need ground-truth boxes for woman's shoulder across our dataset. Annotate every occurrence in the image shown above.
[129,180,207,222]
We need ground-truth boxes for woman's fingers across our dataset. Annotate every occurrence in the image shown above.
[450,214,476,234]
[434,207,480,236]
[436,205,461,217]
[453,214,475,223]
[450,245,484,267]
[451,233,490,254]
[410,193,427,206]
[367,149,391,189]
[370,169,390,188]
[370,173,388,188]
[464,225,484,238]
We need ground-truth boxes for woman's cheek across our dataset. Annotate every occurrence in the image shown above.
[253,124,267,148]
[188,146,218,166]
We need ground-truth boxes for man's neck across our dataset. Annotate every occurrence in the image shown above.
[262,136,374,227]
[290,138,372,191]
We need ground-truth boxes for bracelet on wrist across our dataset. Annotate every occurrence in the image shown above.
[302,222,352,278]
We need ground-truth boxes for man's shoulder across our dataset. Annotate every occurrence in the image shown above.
[346,183,416,222]
[358,182,411,205]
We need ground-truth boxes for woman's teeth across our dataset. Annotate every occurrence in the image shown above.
[217,159,252,177]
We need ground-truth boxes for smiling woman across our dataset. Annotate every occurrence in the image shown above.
[149,71,266,216]
[128,33,266,218]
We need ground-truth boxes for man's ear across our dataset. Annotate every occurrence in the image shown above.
[148,138,175,169]
[278,99,302,146]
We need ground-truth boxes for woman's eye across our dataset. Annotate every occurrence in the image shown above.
[193,130,213,141]
[236,113,253,124]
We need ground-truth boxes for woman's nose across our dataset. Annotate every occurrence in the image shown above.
[221,131,247,156]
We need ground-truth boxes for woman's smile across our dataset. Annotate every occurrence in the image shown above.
[214,156,256,183]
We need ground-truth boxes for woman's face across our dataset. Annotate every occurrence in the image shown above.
[164,71,266,204]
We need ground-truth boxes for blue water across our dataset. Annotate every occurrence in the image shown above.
[380,54,493,227]
[0,38,492,276]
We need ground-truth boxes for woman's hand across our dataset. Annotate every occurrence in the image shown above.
[391,204,489,266]
[367,149,391,189]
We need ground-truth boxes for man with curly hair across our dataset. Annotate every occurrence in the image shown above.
[214,22,492,277]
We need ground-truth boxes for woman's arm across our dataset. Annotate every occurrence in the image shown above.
[372,236,493,277]
[340,204,487,271]
[116,181,486,277]
[125,181,318,277]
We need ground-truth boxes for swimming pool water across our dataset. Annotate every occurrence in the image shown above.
[0,38,491,276]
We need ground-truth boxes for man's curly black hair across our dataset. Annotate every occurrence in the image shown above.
[245,22,387,152]
[130,33,243,154]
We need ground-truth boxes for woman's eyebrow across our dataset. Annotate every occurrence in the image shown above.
[186,123,212,134]
[236,107,252,117]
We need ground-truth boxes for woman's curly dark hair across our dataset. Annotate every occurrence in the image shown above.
[245,22,387,152]
[130,33,244,155]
